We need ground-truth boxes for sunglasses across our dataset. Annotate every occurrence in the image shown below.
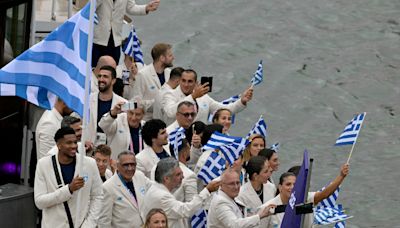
[178,112,196,118]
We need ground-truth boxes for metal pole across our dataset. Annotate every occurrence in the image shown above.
[51,0,56,21]
[300,158,314,228]
[30,0,36,46]
[68,0,73,18]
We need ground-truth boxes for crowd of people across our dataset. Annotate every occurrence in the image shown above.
[32,1,351,227]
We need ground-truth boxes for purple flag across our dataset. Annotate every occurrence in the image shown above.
[281,149,309,228]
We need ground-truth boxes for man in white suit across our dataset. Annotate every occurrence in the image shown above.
[93,144,114,182]
[98,151,153,228]
[133,43,174,120]
[153,67,184,125]
[88,65,126,146]
[92,0,160,66]
[136,119,170,178]
[36,98,73,160]
[34,127,103,228]
[166,101,197,134]
[99,99,146,159]
[207,169,275,228]
[162,69,254,123]
[141,158,220,228]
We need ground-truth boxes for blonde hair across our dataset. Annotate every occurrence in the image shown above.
[242,134,265,163]
[143,208,168,228]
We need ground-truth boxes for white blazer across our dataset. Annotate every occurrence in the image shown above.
[35,108,63,160]
[153,83,174,125]
[135,146,170,178]
[34,155,103,228]
[98,171,152,228]
[141,182,211,228]
[132,64,171,121]
[88,92,127,144]
[207,190,261,228]
[163,86,246,124]
[94,0,147,47]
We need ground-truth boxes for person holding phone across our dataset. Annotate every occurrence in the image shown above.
[99,99,146,160]
[162,69,254,124]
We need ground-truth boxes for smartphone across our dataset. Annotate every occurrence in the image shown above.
[274,204,286,214]
[121,101,137,111]
[200,76,213,92]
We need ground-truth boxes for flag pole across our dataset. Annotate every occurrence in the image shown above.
[346,112,366,164]
[300,157,314,228]
[75,0,96,223]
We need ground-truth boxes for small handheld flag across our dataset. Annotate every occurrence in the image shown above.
[202,132,244,151]
[247,115,268,138]
[335,112,366,146]
[197,152,226,185]
[122,26,144,65]
[219,138,248,165]
[168,127,186,159]
[191,209,207,228]
[250,60,263,86]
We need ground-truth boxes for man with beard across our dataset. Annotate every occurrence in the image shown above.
[91,55,117,94]
[141,157,220,228]
[135,119,170,178]
[88,65,127,146]
[133,43,174,121]
[34,127,103,227]
[36,98,73,160]
[162,69,253,123]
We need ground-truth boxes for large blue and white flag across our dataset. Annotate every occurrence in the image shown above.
[247,115,267,138]
[335,112,366,146]
[219,138,248,165]
[122,26,144,65]
[207,94,240,124]
[0,3,94,117]
[197,152,226,185]
[168,127,186,159]
[202,132,244,151]
[191,209,207,228]
[250,60,263,86]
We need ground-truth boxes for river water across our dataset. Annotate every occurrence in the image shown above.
[134,0,400,226]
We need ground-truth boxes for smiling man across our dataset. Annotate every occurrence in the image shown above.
[34,127,103,228]
[98,151,152,228]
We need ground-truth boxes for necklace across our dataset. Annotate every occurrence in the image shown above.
[255,188,263,196]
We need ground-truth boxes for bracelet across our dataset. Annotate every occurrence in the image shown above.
[109,110,117,119]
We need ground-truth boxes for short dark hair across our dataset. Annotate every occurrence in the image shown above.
[182,69,197,81]
[61,116,81,128]
[244,156,267,181]
[170,67,184,80]
[151,43,172,61]
[54,127,75,142]
[287,166,301,176]
[185,121,206,144]
[201,124,223,146]
[177,101,195,112]
[142,119,167,146]
[100,65,116,78]
[94,144,112,157]
[258,148,277,161]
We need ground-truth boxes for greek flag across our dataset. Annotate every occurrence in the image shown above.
[219,138,248,165]
[335,112,366,146]
[317,185,340,209]
[202,132,244,151]
[191,209,207,228]
[0,3,94,117]
[122,26,144,65]
[207,94,240,124]
[168,127,185,159]
[197,152,226,185]
[270,142,280,152]
[247,115,267,138]
[314,205,351,226]
[250,60,263,86]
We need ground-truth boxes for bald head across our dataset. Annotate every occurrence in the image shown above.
[95,56,117,74]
